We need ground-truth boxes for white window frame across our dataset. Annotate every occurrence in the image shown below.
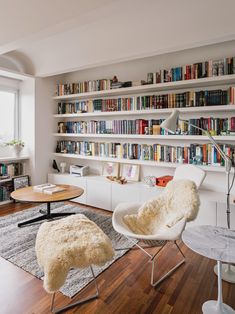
[0,86,19,140]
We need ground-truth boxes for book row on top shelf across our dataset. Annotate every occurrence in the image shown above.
[56,87,235,115]
[55,140,235,168]
[55,55,235,96]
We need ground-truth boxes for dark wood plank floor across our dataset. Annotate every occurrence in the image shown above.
[0,202,234,314]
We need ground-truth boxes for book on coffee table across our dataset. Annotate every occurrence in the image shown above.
[33,183,56,192]
[43,186,65,194]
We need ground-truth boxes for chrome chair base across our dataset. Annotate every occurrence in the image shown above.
[50,266,99,314]
[124,237,186,287]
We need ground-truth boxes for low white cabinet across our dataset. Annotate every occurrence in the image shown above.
[48,173,234,227]
[186,201,217,228]
[140,185,162,202]
[48,173,86,204]
[112,183,140,210]
[86,177,111,211]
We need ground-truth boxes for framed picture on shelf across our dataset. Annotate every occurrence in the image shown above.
[120,164,140,182]
[102,162,119,177]
[12,175,30,191]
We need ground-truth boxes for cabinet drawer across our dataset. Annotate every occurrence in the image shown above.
[86,179,111,211]
[111,183,140,211]
[186,201,216,228]
[140,186,163,202]
[48,174,86,204]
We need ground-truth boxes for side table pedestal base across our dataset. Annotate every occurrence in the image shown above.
[202,301,235,314]
[214,264,235,284]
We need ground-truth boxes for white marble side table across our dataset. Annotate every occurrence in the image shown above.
[182,225,235,314]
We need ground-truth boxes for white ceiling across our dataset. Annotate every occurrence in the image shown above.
[1,0,235,77]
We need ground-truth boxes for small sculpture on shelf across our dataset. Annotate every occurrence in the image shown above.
[111,76,123,89]
[52,160,60,172]
[106,176,127,184]
[60,162,66,174]
[143,176,156,187]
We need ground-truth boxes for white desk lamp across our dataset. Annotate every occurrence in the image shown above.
[160,109,235,283]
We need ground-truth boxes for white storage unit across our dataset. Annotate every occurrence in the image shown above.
[140,185,163,202]
[48,173,86,204]
[48,173,235,229]
[186,201,217,228]
[111,182,140,211]
[86,177,112,210]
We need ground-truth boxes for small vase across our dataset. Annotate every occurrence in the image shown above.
[13,145,23,157]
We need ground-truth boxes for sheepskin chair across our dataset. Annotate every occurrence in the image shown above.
[112,178,204,287]
[35,214,114,313]
[123,179,200,235]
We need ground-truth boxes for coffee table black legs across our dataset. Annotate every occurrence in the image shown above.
[18,203,75,227]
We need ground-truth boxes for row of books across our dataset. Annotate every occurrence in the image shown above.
[55,79,112,96]
[0,182,13,202]
[0,162,24,178]
[57,87,235,114]
[57,117,235,136]
[57,119,164,135]
[55,56,235,97]
[178,117,235,136]
[55,140,234,166]
[147,57,235,83]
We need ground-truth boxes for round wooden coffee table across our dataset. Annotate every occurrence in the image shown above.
[11,184,84,227]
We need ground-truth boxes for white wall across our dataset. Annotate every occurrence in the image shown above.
[20,77,35,181]
[34,77,56,184]
[16,0,235,77]
[64,40,235,83]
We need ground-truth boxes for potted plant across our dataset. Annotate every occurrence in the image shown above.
[5,139,25,157]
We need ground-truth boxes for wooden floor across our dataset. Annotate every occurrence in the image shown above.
[0,202,234,314]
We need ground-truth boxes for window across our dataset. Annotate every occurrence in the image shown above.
[0,89,18,142]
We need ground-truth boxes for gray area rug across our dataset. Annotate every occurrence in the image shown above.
[0,203,134,298]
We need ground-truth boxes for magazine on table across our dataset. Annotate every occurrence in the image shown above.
[43,186,65,194]
[33,183,56,192]
[33,183,65,194]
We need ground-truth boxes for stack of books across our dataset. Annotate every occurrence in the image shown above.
[33,183,65,194]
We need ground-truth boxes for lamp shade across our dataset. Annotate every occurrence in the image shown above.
[160,109,180,134]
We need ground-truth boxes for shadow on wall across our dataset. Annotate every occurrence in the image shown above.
[0,51,35,75]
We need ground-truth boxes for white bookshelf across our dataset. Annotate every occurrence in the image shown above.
[0,200,12,205]
[0,156,29,162]
[53,153,230,173]
[53,74,235,174]
[53,74,235,100]
[53,133,235,141]
[53,105,235,118]
[0,156,30,206]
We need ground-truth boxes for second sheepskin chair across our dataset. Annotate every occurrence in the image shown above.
[112,165,205,287]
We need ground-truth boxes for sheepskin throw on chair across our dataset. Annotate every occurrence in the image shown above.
[35,214,114,293]
[123,179,200,235]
